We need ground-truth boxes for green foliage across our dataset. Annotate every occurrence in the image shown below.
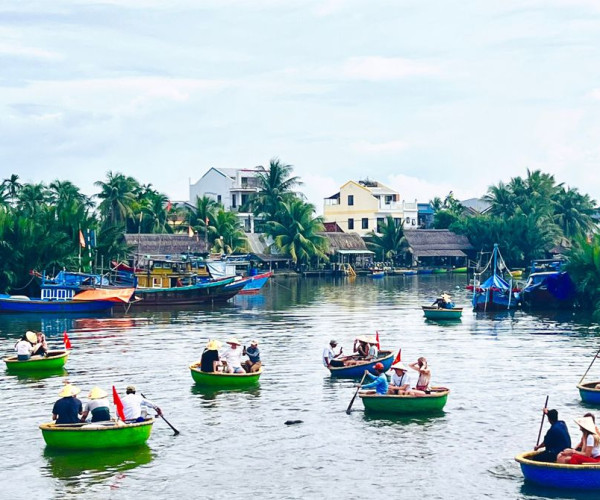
[211,210,247,254]
[254,158,302,222]
[566,235,600,315]
[366,215,410,264]
[434,210,459,229]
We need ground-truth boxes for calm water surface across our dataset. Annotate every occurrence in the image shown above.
[1,275,600,500]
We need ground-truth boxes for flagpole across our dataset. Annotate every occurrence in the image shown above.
[78,225,82,272]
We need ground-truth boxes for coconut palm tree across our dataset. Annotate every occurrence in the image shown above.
[553,187,596,239]
[95,172,139,229]
[141,191,173,234]
[212,209,247,254]
[254,158,303,222]
[366,215,410,265]
[1,174,22,204]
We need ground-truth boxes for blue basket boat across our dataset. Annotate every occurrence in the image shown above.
[516,451,600,490]
[578,381,600,404]
[328,350,394,378]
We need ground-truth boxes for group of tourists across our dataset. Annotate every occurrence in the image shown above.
[51,383,161,425]
[322,337,379,368]
[199,338,261,374]
[14,331,47,360]
[360,357,431,396]
[534,408,600,464]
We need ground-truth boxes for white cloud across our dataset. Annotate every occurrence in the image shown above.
[0,43,63,61]
[352,140,409,153]
[341,57,441,81]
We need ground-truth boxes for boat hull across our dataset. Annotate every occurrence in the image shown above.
[189,364,262,387]
[422,306,463,320]
[4,350,69,372]
[239,271,273,294]
[472,290,518,311]
[516,451,600,490]
[0,298,115,314]
[133,278,235,306]
[328,351,394,378]
[360,388,449,414]
[452,267,467,273]
[578,382,600,404]
[40,419,154,449]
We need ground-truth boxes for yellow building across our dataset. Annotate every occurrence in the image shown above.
[323,180,417,236]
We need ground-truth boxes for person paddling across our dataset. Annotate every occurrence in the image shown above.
[360,363,389,395]
[122,385,162,422]
[532,408,571,462]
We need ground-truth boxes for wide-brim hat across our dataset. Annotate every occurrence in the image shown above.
[88,387,108,399]
[575,416,597,435]
[26,331,37,343]
[206,340,222,350]
[391,362,408,371]
[440,293,452,301]
[59,384,81,397]
[226,338,241,346]
[250,339,259,346]
[357,336,376,344]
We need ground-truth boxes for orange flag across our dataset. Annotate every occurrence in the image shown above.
[393,348,402,364]
[112,386,126,421]
[375,331,381,349]
[79,230,86,248]
[63,331,72,349]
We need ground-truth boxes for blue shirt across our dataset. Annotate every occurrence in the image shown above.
[362,373,389,395]
[52,397,82,424]
[246,346,260,363]
[544,420,571,455]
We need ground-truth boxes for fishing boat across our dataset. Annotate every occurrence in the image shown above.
[432,268,448,274]
[359,387,449,414]
[371,270,385,279]
[515,451,600,490]
[417,268,433,275]
[132,277,237,306]
[521,258,576,310]
[422,306,463,320]
[328,350,394,378]
[397,269,417,276]
[577,382,600,405]
[472,244,520,311]
[238,270,274,294]
[4,350,69,372]
[189,363,262,387]
[452,267,467,273]
[39,418,154,449]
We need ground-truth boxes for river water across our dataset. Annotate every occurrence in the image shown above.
[1,274,599,500]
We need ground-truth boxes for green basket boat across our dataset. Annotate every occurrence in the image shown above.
[422,306,463,320]
[189,363,262,387]
[39,419,154,450]
[4,350,70,372]
[359,387,449,414]
[452,267,468,273]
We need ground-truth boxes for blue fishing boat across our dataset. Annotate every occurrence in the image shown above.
[521,258,575,310]
[472,244,520,311]
[328,350,394,378]
[578,382,600,404]
[239,271,273,294]
[370,270,385,279]
[516,451,600,490]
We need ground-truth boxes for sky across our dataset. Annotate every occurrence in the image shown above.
[2,0,600,214]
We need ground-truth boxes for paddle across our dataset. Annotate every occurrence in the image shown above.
[141,393,179,435]
[577,346,600,386]
[346,371,368,415]
[535,395,549,448]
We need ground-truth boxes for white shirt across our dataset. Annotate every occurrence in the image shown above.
[322,347,335,367]
[586,434,600,458]
[221,346,243,369]
[368,345,378,358]
[15,340,32,356]
[391,371,412,388]
[122,393,155,420]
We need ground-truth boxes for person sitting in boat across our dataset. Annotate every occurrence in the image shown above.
[354,337,370,358]
[532,408,571,462]
[367,339,378,360]
[221,338,245,374]
[388,362,413,395]
[323,339,343,368]
[14,331,37,361]
[200,340,222,373]
[557,416,600,464]
[409,357,431,391]
[360,363,389,395]
[80,387,111,423]
[52,384,83,424]
[243,339,262,373]
[31,331,48,357]
[432,293,454,309]
[122,385,162,422]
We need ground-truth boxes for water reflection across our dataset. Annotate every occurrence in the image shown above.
[6,367,68,382]
[520,482,600,499]
[362,410,447,426]
[190,385,262,402]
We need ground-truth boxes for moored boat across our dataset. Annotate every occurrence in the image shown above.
[132,277,236,306]
[4,350,69,372]
[421,306,463,320]
[371,270,385,279]
[515,450,600,490]
[521,259,575,310]
[359,387,449,414]
[239,271,274,294]
[189,363,262,387]
[328,350,394,378]
[472,244,520,311]
[39,419,154,449]
[452,267,467,273]
[577,381,600,405]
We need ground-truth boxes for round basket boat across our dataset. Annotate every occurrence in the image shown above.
[577,381,600,405]
[516,451,600,490]
[4,350,70,372]
[39,418,154,450]
[421,306,463,320]
[328,351,394,378]
[359,387,449,414]
[189,363,262,387]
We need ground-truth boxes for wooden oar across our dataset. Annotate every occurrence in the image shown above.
[141,393,179,435]
[578,346,600,386]
[346,371,368,415]
[536,395,549,448]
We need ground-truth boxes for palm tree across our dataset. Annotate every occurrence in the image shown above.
[141,191,173,234]
[366,215,410,264]
[212,209,247,254]
[566,234,600,315]
[553,187,596,239]
[95,172,139,229]
[254,158,303,222]
[484,182,515,218]
[266,199,328,265]
[17,182,49,218]
[188,195,221,234]
[1,174,22,204]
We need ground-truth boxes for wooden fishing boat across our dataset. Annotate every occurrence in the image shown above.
[371,270,385,279]
[472,244,520,311]
[328,350,394,378]
[359,387,449,414]
[422,306,463,320]
[189,363,262,387]
[577,381,600,404]
[515,451,600,490]
[39,418,154,449]
[4,350,70,372]
[239,271,274,294]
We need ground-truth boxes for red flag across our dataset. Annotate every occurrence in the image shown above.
[166,200,172,212]
[63,331,72,349]
[393,348,402,364]
[375,331,381,349]
[79,230,86,248]
[112,386,126,421]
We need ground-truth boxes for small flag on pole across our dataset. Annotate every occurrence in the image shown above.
[112,386,126,421]
[166,200,172,212]
[393,348,402,364]
[79,230,86,248]
[375,331,381,350]
[188,226,194,238]
[63,331,72,349]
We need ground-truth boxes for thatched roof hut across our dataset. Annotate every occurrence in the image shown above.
[403,229,473,258]
[124,234,208,256]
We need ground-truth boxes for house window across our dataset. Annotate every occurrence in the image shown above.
[348,195,354,206]
[405,217,410,223]
[232,194,237,208]
[217,195,222,203]
[412,218,416,225]
[348,218,354,230]
[362,218,368,229]
[385,195,393,204]
[377,217,384,232]
[394,218,401,227]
